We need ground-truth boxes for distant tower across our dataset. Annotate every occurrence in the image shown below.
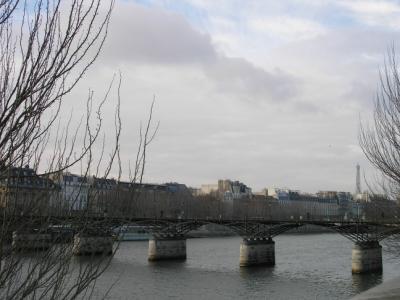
[356,164,361,194]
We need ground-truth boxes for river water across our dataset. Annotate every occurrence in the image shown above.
[91,234,400,300]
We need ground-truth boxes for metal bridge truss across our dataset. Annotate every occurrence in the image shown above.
[314,222,400,243]
[126,220,303,240]
[123,220,400,243]
[132,220,207,239]
[223,222,302,239]
[40,216,400,243]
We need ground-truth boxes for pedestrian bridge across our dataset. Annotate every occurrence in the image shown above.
[65,217,400,274]
[8,215,400,274]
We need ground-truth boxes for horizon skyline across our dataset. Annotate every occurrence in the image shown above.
[60,163,365,195]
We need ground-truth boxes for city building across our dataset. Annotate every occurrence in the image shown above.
[88,177,117,214]
[266,187,291,203]
[266,187,340,218]
[165,182,189,193]
[350,192,399,221]
[355,192,370,202]
[218,179,252,202]
[200,184,218,195]
[317,191,352,217]
[198,179,252,202]
[50,172,90,212]
[0,165,58,214]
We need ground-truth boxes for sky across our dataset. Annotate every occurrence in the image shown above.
[64,0,400,193]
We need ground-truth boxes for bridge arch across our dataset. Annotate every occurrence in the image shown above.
[110,218,400,273]
[120,219,400,243]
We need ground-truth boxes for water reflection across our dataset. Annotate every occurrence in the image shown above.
[148,259,187,270]
[239,265,275,279]
[352,273,383,294]
[90,235,400,300]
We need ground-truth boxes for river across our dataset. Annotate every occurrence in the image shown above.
[90,233,400,299]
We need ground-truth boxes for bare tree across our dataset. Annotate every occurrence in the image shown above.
[360,48,400,190]
[0,1,153,299]
[359,48,400,223]
[0,0,115,170]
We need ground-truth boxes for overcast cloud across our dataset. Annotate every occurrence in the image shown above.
[63,0,400,193]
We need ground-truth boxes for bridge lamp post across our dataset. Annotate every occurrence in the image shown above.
[153,191,156,219]
[268,202,272,220]
[186,196,189,219]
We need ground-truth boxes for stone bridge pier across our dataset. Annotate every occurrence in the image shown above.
[72,232,113,256]
[239,237,275,267]
[138,219,396,273]
[12,230,52,251]
[145,220,205,261]
[231,222,300,267]
[351,241,382,274]
[332,223,390,274]
[148,236,187,261]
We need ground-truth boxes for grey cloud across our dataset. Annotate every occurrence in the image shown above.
[266,28,400,113]
[103,2,216,63]
[342,79,376,108]
[101,1,299,103]
[205,56,298,102]
[292,100,321,113]
[276,28,400,67]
